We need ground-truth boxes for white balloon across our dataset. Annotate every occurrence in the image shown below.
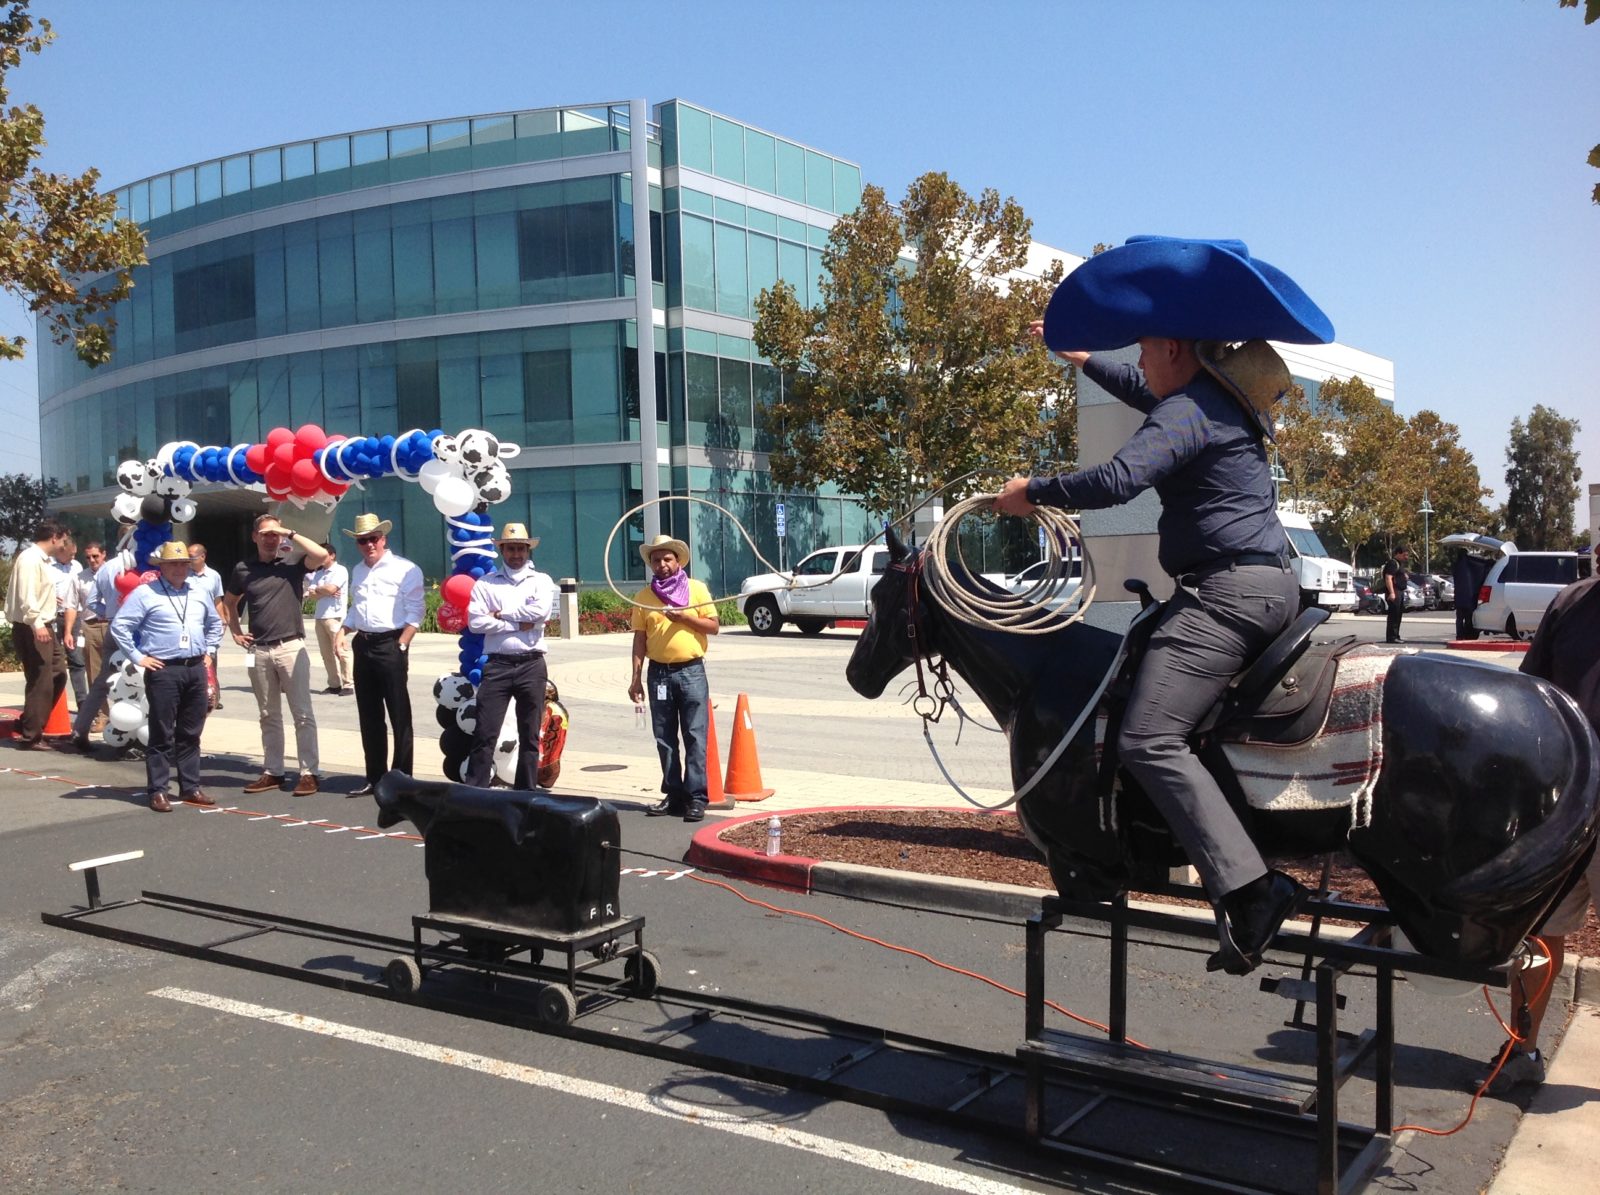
[117,459,158,495]
[473,461,511,505]
[417,459,457,495]
[493,746,518,786]
[493,705,520,786]
[108,700,145,732]
[431,433,461,464]
[171,498,198,523]
[455,701,478,735]
[432,475,476,518]
[111,492,143,522]
[108,674,141,705]
[101,723,135,748]
[135,723,150,746]
[457,429,500,469]
[433,673,473,710]
[154,474,190,498]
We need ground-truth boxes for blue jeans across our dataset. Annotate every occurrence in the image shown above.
[647,658,709,810]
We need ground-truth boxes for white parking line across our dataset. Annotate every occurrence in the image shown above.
[151,986,1029,1195]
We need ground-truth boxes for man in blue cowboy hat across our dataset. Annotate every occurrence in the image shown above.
[994,236,1335,975]
[110,540,225,812]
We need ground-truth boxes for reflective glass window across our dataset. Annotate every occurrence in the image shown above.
[685,352,718,440]
[390,125,428,157]
[351,131,387,165]
[222,155,251,195]
[561,107,611,156]
[253,226,286,338]
[130,182,150,223]
[173,255,255,337]
[680,188,713,217]
[257,356,291,432]
[438,334,479,428]
[430,120,471,152]
[396,340,440,431]
[571,322,621,442]
[391,201,434,319]
[675,105,713,172]
[807,224,831,247]
[684,328,718,355]
[359,342,398,426]
[834,162,862,211]
[432,196,476,314]
[745,207,777,234]
[289,351,324,427]
[748,232,778,306]
[753,362,780,451]
[719,358,753,447]
[472,115,514,143]
[779,239,810,305]
[711,116,744,183]
[524,327,572,446]
[150,181,177,224]
[775,140,806,204]
[679,215,716,311]
[714,223,748,318]
[353,207,393,323]
[283,143,315,179]
[172,168,196,210]
[514,109,561,160]
[807,247,826,302]
[714,197,747,225]
[196,161,222,203]
[316,137,351,172]
[318,214,357,327]
[323,346,360,430]
[718,334,752,359]
[252,148,282,187]
[778,215,807,243]
[474,194,520,310]
[745,130,776,194]
[284,222,320,333]
[805,151,834,211]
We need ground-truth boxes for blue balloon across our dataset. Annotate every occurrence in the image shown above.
[468,669,482,685]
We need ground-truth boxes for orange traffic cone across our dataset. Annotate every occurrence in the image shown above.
[724,693,775,802]
[704,702,732,810]
[42,686,73,739]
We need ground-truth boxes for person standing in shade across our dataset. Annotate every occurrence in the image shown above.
[307,542,352,694]
[187,543,226,709]
[465,523,556,790]
[628,534,719,822]
[110,541,224,813]
[49,533,88,714]
[1382,545,1410,644]
[74,541,106,723]
[6,517,69,749]
[223,514,328,797]
[70,521,142,751]
[336,513,424,797]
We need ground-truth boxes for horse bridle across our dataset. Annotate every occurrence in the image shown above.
[891,555,957,724]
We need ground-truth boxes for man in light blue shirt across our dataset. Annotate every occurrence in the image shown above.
[72,521,138,746]
[111,541,225,813]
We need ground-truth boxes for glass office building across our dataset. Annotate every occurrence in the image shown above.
[37,99,872,590]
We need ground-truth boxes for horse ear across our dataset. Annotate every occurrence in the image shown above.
[885,524,908,563]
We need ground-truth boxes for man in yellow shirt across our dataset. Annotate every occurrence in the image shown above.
[6,518,70,749]
[628,534,719,821]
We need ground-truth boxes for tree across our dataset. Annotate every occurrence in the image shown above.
[752,172,1073,518]
[1385,410,1492,569]
[1,2,146,365]
[1502,404,1582,549]
[0,470,60,551]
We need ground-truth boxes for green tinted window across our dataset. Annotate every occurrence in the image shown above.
[775,140,806,204]
[805,151,833,210]
[714,223,748,317]
[712,116,745,183]
[834,162,862,212]
[748,233,778,305]
[745,130,776,194]
[676,105,713,172]
[680,214,716,311]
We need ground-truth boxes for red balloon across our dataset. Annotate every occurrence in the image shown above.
[435,603,466,633]
[441,573,476,611]
[295,424,328,454]
[266,427,294,451]
[245,443,268,474]
[324,481,349,498]
[140,569,158,583]
[115,570,143,597]
[273,442,298,471]
[290,459,320,495]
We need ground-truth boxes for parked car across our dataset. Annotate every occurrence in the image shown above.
[1003,556,1082,609]
[738,544,890,636]
[1353,576,1386,615]
[1439,533,1589,640]
[1431,574,1455,608]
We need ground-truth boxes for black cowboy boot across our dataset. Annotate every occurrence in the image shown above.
[1207,870,1308,975]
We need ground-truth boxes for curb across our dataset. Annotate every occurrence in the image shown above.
[1446,639,1529,653]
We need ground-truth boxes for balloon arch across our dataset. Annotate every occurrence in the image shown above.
[99,422,532,784]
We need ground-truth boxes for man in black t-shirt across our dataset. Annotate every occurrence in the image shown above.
[1382,545,1410,644]
[223,514,329,797]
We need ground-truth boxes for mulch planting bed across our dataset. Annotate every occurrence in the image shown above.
[719,808,1600,956]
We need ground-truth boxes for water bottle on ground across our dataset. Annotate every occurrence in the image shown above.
[765,816,782,857]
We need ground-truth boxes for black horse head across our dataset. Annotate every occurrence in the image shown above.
[846,525,922,700]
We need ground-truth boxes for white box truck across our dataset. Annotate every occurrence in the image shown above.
[1278,506,1357,612]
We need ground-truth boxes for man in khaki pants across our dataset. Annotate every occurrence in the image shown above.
[222,514,329,796]
[307,541,351,694]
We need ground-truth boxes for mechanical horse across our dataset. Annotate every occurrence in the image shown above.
[846,529,1600,967]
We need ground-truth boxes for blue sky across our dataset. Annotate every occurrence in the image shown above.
[3,0,1595,526]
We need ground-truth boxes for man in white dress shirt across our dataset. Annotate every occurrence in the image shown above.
[49,534,88,713]
[307,541,352,694]
[337,513,424,797]
[187,542,226,709]
[465,523,556,790]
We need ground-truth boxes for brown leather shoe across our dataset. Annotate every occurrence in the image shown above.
[293,773,319,797]
[242,773,284,794]
[181,790,216,807]
[149,791,173,813]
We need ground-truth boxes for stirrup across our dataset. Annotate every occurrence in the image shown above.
[1206,906,1256,976]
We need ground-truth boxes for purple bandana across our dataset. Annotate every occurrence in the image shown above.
[650,569,691,608]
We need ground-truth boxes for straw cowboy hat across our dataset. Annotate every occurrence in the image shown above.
[148,540,192,565]
[496,522,540,549]
[1041,236,1335,351]
[341,512,393,538]
[639,533,691,565]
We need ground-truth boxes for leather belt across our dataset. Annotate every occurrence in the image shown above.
[354,628,400,640]
[648,657,705,672]
[254,635,304,648]
[157,656,205,666]
[1176,552,1288,582]
[487,651,545,662]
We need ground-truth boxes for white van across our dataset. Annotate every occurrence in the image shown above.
[1277,506,1356,612]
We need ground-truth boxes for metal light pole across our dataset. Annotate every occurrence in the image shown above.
[1419,490,1434,577]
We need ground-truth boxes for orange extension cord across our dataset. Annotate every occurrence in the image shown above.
[690,869,1552,1136]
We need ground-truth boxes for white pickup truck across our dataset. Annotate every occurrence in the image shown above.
[738,544,891,636]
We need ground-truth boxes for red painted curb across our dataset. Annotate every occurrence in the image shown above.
[1446,639,1529,652]
[685,805,1022,894]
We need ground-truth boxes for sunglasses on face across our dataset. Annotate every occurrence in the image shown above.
[356,535,383,546]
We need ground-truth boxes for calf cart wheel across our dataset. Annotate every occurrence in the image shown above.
[625,949,662,997]
[538,983,578,1026]
[385,956,422,997]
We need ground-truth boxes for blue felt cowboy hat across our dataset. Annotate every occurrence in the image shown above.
[1042,236,1335,351]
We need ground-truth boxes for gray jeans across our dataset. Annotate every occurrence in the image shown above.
[1117,561,1299,898]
